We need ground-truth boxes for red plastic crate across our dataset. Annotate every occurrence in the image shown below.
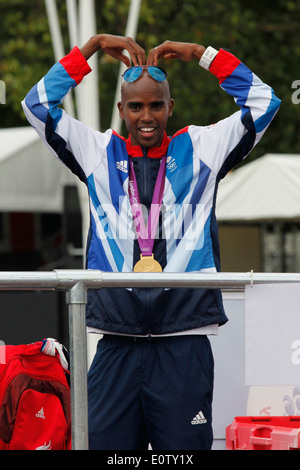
[226,416,300,450]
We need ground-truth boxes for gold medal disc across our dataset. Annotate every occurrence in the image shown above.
[133,254,162,273]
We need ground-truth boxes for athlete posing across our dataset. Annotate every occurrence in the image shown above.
[22,34,280,450]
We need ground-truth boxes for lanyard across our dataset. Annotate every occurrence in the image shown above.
[128,155,166,257]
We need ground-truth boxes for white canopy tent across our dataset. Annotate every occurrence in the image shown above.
[215,153,300,273]
[216,154,300,223]
[0,126,79,213]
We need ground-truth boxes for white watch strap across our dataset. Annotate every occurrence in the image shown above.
[199,46,218,70]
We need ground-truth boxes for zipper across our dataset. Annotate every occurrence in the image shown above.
[145,288,152,339]
[143,151,148,205]
[142,152,152,337]
[141,149,151,210]
[138,150,162,338]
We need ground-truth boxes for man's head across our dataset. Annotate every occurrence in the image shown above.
[117,66,174,149]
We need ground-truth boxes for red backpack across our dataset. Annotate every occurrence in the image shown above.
[0,339,71,450]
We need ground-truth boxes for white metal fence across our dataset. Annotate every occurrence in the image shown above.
[1,269,300,449]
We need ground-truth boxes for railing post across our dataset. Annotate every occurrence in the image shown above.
[66,281,89,450]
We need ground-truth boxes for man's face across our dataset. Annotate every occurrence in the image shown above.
[118,72,174,149]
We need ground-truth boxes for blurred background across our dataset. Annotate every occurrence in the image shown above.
[0,0,299,344]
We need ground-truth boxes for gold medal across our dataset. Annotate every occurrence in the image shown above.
[133,254,162,273]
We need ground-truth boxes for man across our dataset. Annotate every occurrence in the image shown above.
[22,34,280,450]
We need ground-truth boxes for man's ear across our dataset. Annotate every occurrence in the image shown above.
[117,101,124,119]
[168,98,175,117]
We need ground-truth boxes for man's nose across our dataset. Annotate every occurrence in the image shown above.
[141,107,153,122]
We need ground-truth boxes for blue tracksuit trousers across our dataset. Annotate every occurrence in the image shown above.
[87,334,214,450]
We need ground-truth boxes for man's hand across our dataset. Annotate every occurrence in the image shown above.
[80,34,146,66]
[147,40,206,66]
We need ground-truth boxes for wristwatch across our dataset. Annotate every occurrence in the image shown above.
[199,46,218,70]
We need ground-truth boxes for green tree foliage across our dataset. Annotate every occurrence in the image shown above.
[0,0,69,126]
[1,0,300,160]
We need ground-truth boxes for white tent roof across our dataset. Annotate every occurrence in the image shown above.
[0,127,78,212]
[216,154,300,222]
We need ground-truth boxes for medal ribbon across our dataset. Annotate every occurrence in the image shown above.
[128,155,166,257]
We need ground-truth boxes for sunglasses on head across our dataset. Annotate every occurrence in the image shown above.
[122,66,168,83]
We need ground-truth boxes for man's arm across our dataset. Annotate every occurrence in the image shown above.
[148,40,281,176]
[21,35,146,180]
[147,40,206,65]
[22,34,146,126]
[80,34,146,66]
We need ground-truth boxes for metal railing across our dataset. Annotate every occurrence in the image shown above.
[1,269,300,450]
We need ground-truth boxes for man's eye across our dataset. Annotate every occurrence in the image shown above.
[129,103,140,110]
[152,102,164,110]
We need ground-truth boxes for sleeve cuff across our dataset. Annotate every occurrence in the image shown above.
[59,46,92,85]
[209,49,241,84]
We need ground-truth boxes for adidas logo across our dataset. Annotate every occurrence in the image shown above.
[35,407,45,419]
[35,440,52,450]
[116,160,128,173]
[191,410,207,425]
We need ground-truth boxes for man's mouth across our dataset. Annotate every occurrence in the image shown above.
[138,127,156,138]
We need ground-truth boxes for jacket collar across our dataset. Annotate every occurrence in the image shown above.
[125,132,171,158]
